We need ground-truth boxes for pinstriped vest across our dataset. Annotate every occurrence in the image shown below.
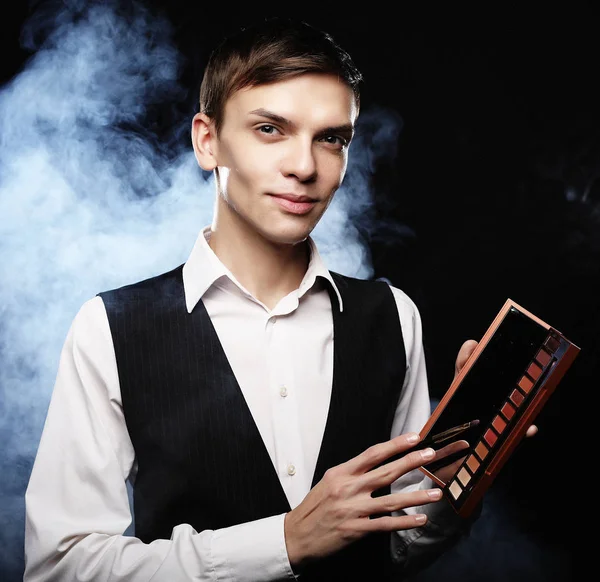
[99,265,406,580]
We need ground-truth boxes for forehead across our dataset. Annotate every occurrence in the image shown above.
[224,73,358,128]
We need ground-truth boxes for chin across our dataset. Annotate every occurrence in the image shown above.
[258,225,312,247]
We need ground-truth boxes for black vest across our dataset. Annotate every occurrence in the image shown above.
[99,265,406,581]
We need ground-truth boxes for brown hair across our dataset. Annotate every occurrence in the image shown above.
[199,17,363,134]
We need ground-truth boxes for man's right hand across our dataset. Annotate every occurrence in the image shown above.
[283,432,442,569]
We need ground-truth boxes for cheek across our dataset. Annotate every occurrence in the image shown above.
[227,144,279,191]
[320,153,347,189]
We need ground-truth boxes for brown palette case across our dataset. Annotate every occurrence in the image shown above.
[419,299,580,517]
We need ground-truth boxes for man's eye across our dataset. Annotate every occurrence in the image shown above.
[258,125,279,135]
[322,135,348,147]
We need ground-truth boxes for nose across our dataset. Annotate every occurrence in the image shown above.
[281,137,317,182]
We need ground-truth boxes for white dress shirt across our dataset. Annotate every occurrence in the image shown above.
[24,226,460,582]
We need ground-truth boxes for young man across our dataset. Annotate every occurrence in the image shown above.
[24,16,516,581]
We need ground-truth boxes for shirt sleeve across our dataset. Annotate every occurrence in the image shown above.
[386,285,477,573]
[23,296,297,582]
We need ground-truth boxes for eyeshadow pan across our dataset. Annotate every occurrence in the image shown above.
[510,389,525,406]
[545,335,560,352]
[527,361,542,380]
[484,428,498,447]
[457,467,471,487]
[518,376,534,393]
[536,349,552,367]
[501,401,516,420]
[474,441,488,460]
[448,480,462,500]
[492,415,507,433]
[466,454,480,473]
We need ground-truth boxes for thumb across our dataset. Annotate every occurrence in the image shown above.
[454,339,479,378]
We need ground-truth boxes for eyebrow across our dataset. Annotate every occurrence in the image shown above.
[248,108,355,138]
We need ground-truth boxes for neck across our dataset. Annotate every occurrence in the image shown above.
[208,212,310,311]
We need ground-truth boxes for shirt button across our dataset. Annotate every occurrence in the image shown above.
[287,464,296,476]
[279,386,288,398]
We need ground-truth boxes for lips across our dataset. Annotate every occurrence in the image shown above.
[269,193,317,215]
[270,193,315,203]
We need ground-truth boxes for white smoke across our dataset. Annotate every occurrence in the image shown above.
[0,1,405,578]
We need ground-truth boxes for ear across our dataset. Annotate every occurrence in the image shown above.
[191,112,218,171]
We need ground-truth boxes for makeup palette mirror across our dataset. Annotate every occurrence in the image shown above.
[418,299,580,517]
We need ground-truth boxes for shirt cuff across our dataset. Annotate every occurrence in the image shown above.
[211,514,297,581]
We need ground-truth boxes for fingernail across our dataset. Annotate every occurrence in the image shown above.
[406,433,419,443]
[421,448,435,460]
[427,489,442,499]
[415,514,427,524]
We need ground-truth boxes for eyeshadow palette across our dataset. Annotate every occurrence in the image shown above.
[419,299,580,518]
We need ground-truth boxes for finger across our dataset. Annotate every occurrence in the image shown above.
[360,447,436,490]
[432,439,470,461]
[345,433,424,475]
[360,488,443,519]
[432,457,468,484]
[352,512,430,532]
[525,425,538,437]
[454,339,478,377]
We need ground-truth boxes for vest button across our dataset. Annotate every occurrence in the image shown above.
[279,386,288,397]
[287,464,296,476]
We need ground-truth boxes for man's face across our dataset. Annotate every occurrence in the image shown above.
[206,73,358,246]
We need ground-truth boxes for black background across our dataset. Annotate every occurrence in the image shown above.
[2,2,597,581]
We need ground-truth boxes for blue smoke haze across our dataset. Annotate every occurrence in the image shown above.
[0,1,407,578]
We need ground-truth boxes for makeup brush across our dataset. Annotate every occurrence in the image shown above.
[422,419,480,447]
[373,419,480,470]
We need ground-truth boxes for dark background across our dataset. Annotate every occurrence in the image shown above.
[2,2,597,581]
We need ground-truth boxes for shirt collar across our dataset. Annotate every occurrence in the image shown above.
[182,226,344,313]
